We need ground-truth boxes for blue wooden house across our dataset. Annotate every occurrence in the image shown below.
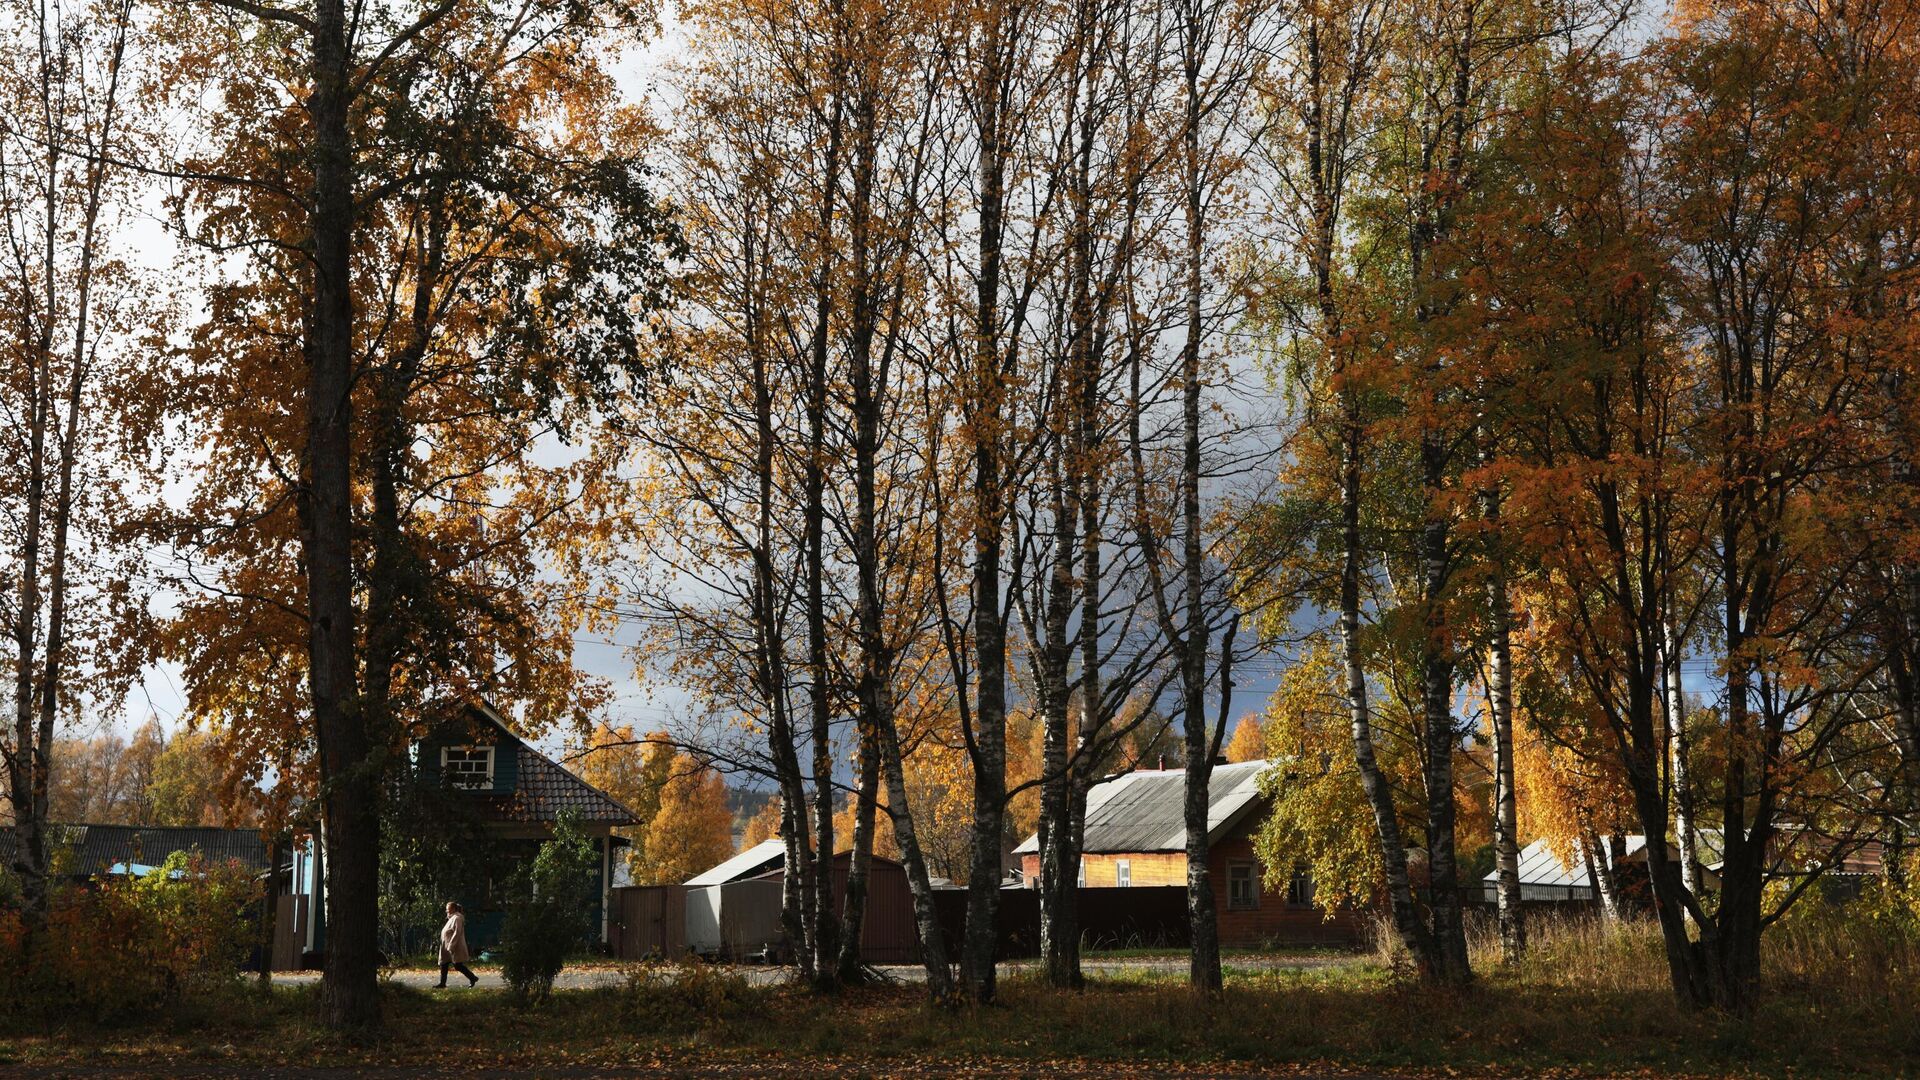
[294,700,640,962]
[410,701,641,951]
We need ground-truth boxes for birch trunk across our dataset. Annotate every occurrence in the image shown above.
[1663,621,1700,898]
[801,82,844,986]
[1482,486,1524,962]
[877,702,956,1001]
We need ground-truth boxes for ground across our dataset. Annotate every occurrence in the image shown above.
[0,949,1910,1079]
[270,950,1357,991]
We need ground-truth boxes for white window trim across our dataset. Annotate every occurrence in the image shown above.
[441,745,495,789]
[1227,861,1259,911]
[1115,859,1131,888]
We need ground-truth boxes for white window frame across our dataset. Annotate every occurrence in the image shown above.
[1076,859,1086,889]
[1227,861,1259,911]
[1115,859,1132,888]
[441,745,495,790]
[1286,869,1315,907]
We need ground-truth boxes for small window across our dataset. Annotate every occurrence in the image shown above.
[442,746,495,789]
[1076,860,1086,889]
[1286,869,1315,907]
[1115,859,1132,888]
[1227,862,1258,910]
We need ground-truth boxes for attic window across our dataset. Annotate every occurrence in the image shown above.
[442,746,495,789]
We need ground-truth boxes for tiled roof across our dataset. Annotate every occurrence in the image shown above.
[1013,760,1272,855]
[477,741,641,826]
[0,824,272,878]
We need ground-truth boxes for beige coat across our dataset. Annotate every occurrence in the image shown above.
[439,912,470,964]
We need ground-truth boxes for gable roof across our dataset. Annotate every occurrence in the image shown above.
[1013,759,1272,856]
[1489,835,1731,889]
[685,838,786,885]
[485,742,642,826]
[444,700,642,827]
[0,824,272,878]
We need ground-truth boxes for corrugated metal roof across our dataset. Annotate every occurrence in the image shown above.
[0,824,272,878]
[1492,838,1599,888]
[1012,760,1272,855]
[1489,835,1689,888]
[685,838,786,885]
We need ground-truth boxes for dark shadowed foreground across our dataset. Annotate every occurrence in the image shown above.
[0,931,1912,1080]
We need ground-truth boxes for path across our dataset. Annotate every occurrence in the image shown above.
[0,1066,1414,1079]
[270,952,1359,992]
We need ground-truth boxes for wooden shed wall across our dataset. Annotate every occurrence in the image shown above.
[611,884,687,960]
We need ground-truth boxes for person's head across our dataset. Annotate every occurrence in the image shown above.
[445,900,462,916]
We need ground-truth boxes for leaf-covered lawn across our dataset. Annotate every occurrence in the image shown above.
[0,962,1908,1078]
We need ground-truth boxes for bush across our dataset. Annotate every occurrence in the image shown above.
[619,959,751,1033]
[0,850,260,1024]
[1764,875,1919,1015]
[498,814,598,1004]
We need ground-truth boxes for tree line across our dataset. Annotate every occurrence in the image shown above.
[2,0,1916,1029]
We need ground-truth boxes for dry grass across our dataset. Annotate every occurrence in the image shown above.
[2,902,1915,1077]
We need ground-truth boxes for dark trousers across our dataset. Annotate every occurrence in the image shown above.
[439,959,476,986]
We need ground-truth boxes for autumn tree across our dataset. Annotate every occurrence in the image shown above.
[1223,715,1264,764]
[46,719,166,825]
[0,0,161,924]
[146,727,256,828]
[573,726,674,881]
[638,754,736,886]
[741,796,784,851]
[160,0,674,1027]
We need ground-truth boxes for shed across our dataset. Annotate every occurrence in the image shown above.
[610,884,687,960]
[686,878,785,960]
[748,850,918,964]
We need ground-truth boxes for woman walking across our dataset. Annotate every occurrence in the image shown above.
[438,900,479,988]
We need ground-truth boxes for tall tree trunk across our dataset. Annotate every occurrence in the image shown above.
[1300,2,1431,978]
[306,0,379,1030]
[1418,434,1469,983]
[1339,411,1432,971]
[802,82,844,987]
[746,204,813,981]
[836,726,881,982]
[843,108,885,981]
[1662,619,1700,898]
[7,184,51,925]
[1483,482,1523,962]
[962,2,1011,1006]
[876,706,955,1001]
[1579,818,1621,921]
[1880,370,1920,881]
[1176,0,1222,994]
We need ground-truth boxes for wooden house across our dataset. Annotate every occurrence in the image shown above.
[1013,760,1360,948]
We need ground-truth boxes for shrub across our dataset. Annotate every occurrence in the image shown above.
[498,813,598,1005]
[1763,876,1919,1015]
[0,851,259,1024]
[619,959,751,1033]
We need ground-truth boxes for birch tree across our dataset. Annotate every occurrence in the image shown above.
[0,0,160,925]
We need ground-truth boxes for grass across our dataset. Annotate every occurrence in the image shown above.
[1,913,1914,1077]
